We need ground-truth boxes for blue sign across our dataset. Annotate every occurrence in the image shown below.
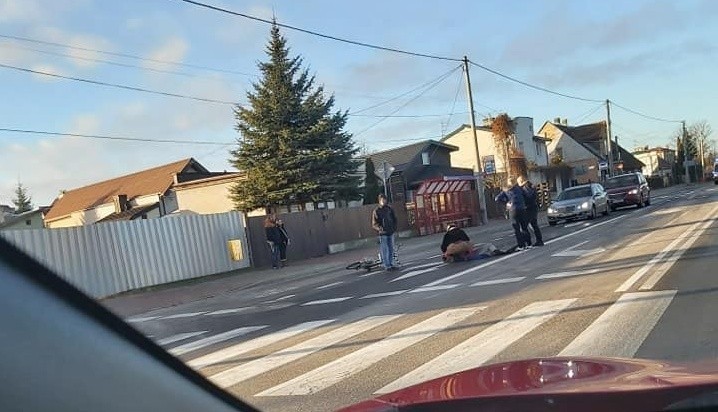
[483,155,496,174]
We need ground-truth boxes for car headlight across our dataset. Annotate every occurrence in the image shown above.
[547,207,555,213]
[628,189,638,195]
[580,201,589,209]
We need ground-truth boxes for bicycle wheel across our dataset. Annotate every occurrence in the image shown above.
[346,261,362,270]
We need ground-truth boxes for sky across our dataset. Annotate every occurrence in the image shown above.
[1,0,716,206]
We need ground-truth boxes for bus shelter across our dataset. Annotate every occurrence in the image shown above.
[410,177,479,236]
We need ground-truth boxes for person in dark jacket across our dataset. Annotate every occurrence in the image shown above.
[495,178,532,250]
[264,215,282,269]
[372,194,398,271]
[518,176,544,246]
[276,219,290,263]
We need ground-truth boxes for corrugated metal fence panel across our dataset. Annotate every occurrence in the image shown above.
[0,211,250,298]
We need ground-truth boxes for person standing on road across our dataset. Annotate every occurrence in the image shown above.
[372,194,398,271]
[276,219,290,264]
[264,214,283,269]
[495,177,532,250]
[518,176,544,247]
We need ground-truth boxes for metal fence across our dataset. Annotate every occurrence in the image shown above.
[0,211,250,299]
[246,203,410,267]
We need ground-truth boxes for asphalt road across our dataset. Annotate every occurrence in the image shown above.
[124,183,718,412]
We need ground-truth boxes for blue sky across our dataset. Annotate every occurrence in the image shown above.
[1,0,716,205]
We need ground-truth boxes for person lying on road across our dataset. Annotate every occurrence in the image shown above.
[441,224,516,263]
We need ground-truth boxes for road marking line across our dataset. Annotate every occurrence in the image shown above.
[377,299,576,394]
[426,254,443,259]
[157,331,207,346]
[391,266,443,282]
[422,215,627,287]
[316,281,343,290]
[210,315,401,388]
[470,277,525,287]
[186,320,333,368]
[537,268,601,280]
[564,222,584,228]
[360,290,408,299]
[640,210,718,290]
[161,311,208,320]
[171,325,268,357]
[409,284,460,293]
[559,290,676,357]
[403,262,444,271]
[256,307,484,396]
[206,307,255,316]
[268,294,296,303]
[615,205,718,292]
[301,297,353,306]
[126,316,159,323]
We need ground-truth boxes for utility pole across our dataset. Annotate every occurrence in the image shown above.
[699,134,705,182]
[605,99,614,177]
[682,120,690,184]
[463,56,488,225]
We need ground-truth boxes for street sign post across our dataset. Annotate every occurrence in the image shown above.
[483,155,496,174]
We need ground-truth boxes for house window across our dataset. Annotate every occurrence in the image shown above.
[421,152,430,165]
[25,220,31,225]
[536,142,542,157]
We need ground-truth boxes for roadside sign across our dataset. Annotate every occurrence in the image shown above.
[374,162,395,181]
[598,160,608,171]
[483,155,496,174]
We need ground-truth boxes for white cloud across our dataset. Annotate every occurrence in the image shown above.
[68,114,101,135]
[0,0,44,23]
[31,26,114,69]
[143,37,189,71]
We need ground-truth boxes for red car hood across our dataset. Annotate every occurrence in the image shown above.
[337,357,718,412]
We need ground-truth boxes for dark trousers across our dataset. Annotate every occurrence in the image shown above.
[526,208,543,244]
[279,242,288,261]
[509,209,531,248]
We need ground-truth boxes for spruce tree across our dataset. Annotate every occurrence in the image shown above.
[229,24,360,212]
[12,182,32,213]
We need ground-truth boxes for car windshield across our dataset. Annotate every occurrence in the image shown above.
[605,175,639,189]
[557,187,592,200]
[2,2,718,412]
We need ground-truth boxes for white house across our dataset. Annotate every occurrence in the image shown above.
[441,116,549,184]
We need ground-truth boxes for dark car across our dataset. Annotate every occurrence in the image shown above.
[604,172,650,210]
[713,161,718,185]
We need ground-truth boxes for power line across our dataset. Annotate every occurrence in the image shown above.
[573,103,604,124]
[0,128,233,145]
[174,0,462,62]
[0,33,254,77]
[0,41,199,78]
[349,111,469,118]
[0,63,241,106]
[610,101,682,123]
[444,69,464,134]
[350,66,462,115]
[354,66,461,137]
[468,60,603,103]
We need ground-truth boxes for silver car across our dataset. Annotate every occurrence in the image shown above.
[547,183,610,226]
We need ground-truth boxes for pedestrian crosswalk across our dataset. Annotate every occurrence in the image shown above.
[153,290,678,399]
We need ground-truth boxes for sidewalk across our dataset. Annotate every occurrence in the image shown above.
[101,215,523,317]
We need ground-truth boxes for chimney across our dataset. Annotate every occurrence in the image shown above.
[113,194,129,213]
[554,117,561,124]
[562,118,568,126]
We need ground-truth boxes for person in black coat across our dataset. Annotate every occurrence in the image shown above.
[264,215,282,269]
[276,219,290,263]
[518,176,544,246]
[495,178,532,249]
[372,194,398,271]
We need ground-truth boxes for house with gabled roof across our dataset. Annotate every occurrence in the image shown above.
[365,140,474,203]
[537,120,644,191]
[44,158,231,228]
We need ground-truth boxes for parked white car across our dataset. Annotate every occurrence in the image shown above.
[547,183,610,226]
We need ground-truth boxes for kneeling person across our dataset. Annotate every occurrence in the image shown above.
[441,224,515,262]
